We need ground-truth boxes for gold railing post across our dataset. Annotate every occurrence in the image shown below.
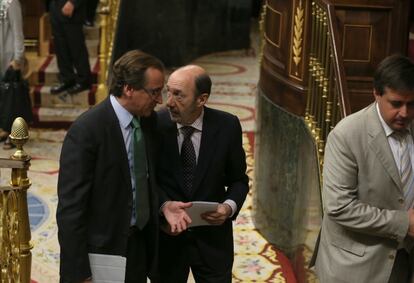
[0,189,19,282]
[95,0,121,104]
[259,1,267,65]
[0,117,32,283]
[10,118,32,283]
[96,0,110,103]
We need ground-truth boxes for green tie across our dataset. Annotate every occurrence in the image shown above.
[131,117,150,229]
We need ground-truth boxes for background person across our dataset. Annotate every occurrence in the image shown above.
[0,0,26,148]
[49,0,92,95]
[312,54,414,283]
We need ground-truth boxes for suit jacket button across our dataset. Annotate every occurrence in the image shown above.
[398,198,404,204]
[389,254,395,260]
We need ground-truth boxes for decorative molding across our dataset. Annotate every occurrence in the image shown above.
[289,0,306,81]
[292,1,304,68]
[342,24,373,63]
[264,2,282,48]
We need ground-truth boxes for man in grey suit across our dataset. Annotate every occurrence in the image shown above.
[312,55,414,283]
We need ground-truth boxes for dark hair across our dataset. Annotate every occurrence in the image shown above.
[194,73,212,97]
[110,50,164,97]
[373,54,414,96]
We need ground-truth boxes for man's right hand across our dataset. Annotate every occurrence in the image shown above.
[62,1,74,17]
[408,208,414,238]
[162,201,192,234]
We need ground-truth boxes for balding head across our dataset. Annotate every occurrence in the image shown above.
[171,65,211,97]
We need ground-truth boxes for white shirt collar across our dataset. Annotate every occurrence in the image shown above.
[177,108,204,132]
[110,95,134,129]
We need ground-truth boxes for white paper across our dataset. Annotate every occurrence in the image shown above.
[186,201,219,227]
[88,253,126,283]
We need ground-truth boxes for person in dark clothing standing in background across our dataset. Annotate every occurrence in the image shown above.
[84,0,98,26]
[49,0,92,95]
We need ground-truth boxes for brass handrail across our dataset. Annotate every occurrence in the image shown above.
[95,0,121,103]
[305,0,351,169]
[258,2,267,65]
[0,118,32,283]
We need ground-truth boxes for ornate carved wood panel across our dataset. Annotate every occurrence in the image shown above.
[260,0,311,116]
[259,0,411,115]
[334,0,410,111]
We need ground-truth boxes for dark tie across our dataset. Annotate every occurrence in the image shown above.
[180,126,196,192]
[131,117,150,229]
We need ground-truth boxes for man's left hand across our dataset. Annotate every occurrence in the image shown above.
[61,1,74,17]
[201,203,232,225]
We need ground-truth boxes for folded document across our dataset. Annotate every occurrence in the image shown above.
[88,253,126,283]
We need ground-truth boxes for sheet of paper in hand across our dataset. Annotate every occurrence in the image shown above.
[88,253,126,283]
[186,201,219,227]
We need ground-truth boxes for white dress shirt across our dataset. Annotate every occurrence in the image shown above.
[176,109,237,217]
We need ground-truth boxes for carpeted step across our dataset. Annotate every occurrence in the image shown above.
[38,55,100,85]
[83,24,100,41]
[31,106,89,128]
[33,85,97,108]
[86,38,99,57]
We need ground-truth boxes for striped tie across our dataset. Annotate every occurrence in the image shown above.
[395,131,414,209]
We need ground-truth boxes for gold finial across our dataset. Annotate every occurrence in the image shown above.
[9,117,29,161]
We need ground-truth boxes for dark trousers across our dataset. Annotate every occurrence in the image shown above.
[159,231,232,283]
[388,249,411,283]
[125,226,149,283]
[49,2,91,86]
[86,0,99,22]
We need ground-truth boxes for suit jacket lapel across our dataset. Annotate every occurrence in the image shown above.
[105,98,132,190]
[367,104,402,191]
[191,108,219,196]
[164,117,186,192]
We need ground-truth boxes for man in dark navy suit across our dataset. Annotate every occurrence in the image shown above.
[157,65,249,283]
[57,50,164,283]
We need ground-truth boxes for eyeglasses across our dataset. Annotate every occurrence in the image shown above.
[142,87,164,97]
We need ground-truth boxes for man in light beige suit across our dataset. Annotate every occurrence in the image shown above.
[312,55,414,283]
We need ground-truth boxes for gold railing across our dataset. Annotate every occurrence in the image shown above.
[0,118,32,283]
[95,0,121,103]
[258,2,267,65]
[305,0,351,168]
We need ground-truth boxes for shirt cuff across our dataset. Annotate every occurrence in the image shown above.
[224,199,237,218]
[159,201,168,216]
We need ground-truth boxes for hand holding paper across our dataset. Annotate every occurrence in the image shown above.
[201,203,232,225]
